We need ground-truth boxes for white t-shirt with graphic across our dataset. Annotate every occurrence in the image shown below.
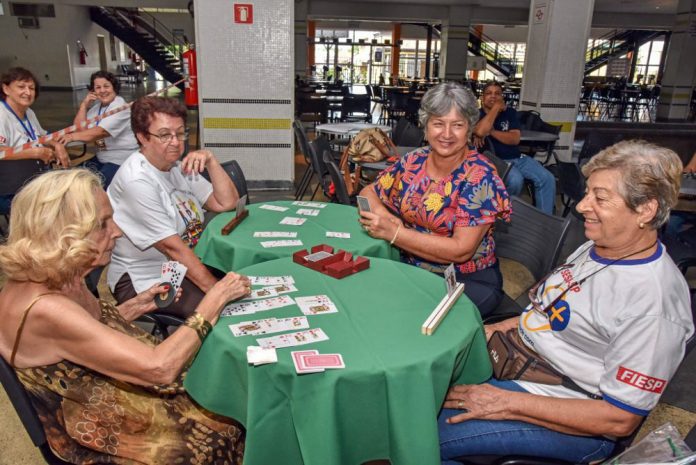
[107,151,213,293]
[516,241,693,416]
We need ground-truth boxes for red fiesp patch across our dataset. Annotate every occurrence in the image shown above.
[0,135,7,144]
[616,366,666,393]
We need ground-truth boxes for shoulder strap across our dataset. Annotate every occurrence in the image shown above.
[10,292,61,367]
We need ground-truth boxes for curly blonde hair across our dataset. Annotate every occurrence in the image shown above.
[0,169,103,289]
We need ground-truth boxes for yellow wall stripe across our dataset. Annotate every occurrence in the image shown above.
[204,118,291,130]
[549,122,574,133]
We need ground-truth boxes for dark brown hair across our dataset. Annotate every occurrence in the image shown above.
[89,70,120,94]
[0,67,40,100]
[481,80,504,95]
[130,96,187,138]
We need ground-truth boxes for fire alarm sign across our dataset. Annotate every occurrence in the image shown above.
[234,4,253,24]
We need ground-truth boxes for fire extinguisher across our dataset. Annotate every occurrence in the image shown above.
[77,40,88,65]
[182,46,198,108]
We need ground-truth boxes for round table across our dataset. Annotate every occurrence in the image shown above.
[315,122,392,136]
[195,200,401,271]
[184,256,491,465]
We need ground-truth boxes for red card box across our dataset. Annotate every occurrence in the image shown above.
[292,244,370,279]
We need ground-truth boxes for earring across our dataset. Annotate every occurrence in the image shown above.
[639,222,645,229]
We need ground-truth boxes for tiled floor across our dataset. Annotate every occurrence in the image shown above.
[1,80,694,463]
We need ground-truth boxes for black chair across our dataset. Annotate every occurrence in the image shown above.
[136,313,185,339]
[398,122,425,147]
[485,196,572,323]
[296,96,329,127]
[0,357,73,465]
[391,118,411,146]
[202,159,249,204]
[481,150,511,185]
[306,136,333,201]
[517,111,561,164]
[293,119,315,200]
[576,131,623,165]
[339,94,371,123]
[556,161,585,218]
[322,151,354,206]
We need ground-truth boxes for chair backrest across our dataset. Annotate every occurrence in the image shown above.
[0,159,47,196]
[136,312,185,339]
[391,117,410,145]
[577,130,623,164]
[220,160,249,203]
[308,136,332,196]
[398,123,424,147]
[0,357,71,464]
[481,150,511,184]
[293,119,312,163]
[322,151,352,205]
[494,196,572,282]
[557,161,586,203]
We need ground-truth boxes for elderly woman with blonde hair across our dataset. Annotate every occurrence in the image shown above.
[439,140,694,464]
[0,169,248,464]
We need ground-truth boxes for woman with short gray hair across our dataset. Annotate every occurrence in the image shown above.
[358,82,511,316]
[439,140,693,464]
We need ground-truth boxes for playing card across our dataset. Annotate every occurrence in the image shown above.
[275,316,310,331]
[301,353,345,369]
[260,239,304,248]
[229,318,276,336]
[304,251,333,262]
[235,195,248,218]
[271,283,298,294]
[221,301,257,317]
[296,208,320,216]
[253,231,298,238]
[295,295,338,315]
[246,346,277,365]
[161,261,188,290]
[244,287,279,300]
[326,231,351,239]
[292,201,326,208]
[249,276,295,286]
[356,196,371,213]
[280,217,306,226]
[259,204,289,212]
[444,263,457,297]
[256,328,329,349]
[291,350,324,374]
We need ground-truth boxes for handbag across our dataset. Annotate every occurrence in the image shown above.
[487,328,564,385]
[339,128,398,196]
[487,328,602,399]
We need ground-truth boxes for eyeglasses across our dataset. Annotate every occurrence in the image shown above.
[527,263,577,320]
[147,130,189,144]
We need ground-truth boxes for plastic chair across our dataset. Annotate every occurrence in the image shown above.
[293,120,315,200]
[391,118,411,146]
[556,161,586,218]
[0,159,47,197]
[339,95,371,123]
[202,160,249,204]
[136,313,185,339]
[398,122,424,147]
[484,196,571,323]
[307,136,333,200]
[481,150,511,184]
[322,150,354,206]
[0,357,73,465]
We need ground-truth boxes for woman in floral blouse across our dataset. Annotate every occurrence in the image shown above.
[359,82,511,316]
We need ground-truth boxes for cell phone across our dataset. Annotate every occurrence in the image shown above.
[356,196,371,213]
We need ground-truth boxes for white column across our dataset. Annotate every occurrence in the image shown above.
[519,0,594,161]
[656,0,696,121]
[440,7,471,81]
[195,1,294,188]
[295,0,309,77]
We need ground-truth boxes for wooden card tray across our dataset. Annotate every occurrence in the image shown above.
[292,244,370,279]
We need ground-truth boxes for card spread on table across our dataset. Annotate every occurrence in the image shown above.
[249,276,295,286]
[229,316,309,337]
[280,217,306,226]
[161,261,188,290]
[326,231,351,239]
[260,239,304,248]
[296,208,320,216]
[291,350,324,374]
[253,231,298,238]
[246,346,277,366]
[292,201,326,209]
[243,283,298,301]
[259,204,289,212]
[221,295,295,317]
[295,295,338,315]
[256,328,329,349]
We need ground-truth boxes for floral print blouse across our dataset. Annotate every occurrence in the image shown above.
[373,146,511,275]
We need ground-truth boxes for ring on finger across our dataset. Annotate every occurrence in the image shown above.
[457,401,464,408]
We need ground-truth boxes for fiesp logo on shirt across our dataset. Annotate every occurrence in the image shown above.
[0,135,6,144]
[616,366,666,393]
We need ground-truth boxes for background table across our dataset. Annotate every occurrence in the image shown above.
[315,122,392,136]
[184,257,491,465]
[195,201,401,271]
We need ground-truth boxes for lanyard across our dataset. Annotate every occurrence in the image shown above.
[2,100,37,141]
[95,103,108,126]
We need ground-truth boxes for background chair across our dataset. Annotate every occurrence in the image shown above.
[0,357,73,465]
[305,136,333,200]
[293,119,315,199]
[339,94,371,123]
[481,149,512,185]
[322,151,354,206]
[556,161,586,218]
[202,159,249,204]
[485,196,571,323]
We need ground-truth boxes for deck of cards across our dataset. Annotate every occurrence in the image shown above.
[260,239,303,248]
[230,316,309,337]
[156,261,188,308]
[221,295,295,317]
[247,346,277,366]
[291,350,345,374]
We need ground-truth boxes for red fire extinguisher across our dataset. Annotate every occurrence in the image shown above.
[77,40,88,65]
[183,47,198,108]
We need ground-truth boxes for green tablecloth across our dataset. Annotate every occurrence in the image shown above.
[184,257,492,465]
[195,201,401,271]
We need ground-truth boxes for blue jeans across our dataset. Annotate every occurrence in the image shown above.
[438,379,616,465]
[85,158,121,188]
[505,155,556,215]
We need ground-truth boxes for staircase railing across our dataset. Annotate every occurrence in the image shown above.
[131,8,188,63]
[468,30,517,76]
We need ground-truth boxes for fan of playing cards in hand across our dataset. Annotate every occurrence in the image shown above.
[156,261,188,308]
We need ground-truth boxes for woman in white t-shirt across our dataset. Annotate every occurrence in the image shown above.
[107,96,242,317]
[1,67,70,213]
[58,71,138,187]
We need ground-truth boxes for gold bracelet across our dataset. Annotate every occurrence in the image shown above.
[184,313,213,341]
[390,223,402,245]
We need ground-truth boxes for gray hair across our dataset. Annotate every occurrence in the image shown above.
[418,82,480,141]
[582,139,683,229]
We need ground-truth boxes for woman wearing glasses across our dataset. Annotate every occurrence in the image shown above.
[439,140,694,464]
[107,97,240,317]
